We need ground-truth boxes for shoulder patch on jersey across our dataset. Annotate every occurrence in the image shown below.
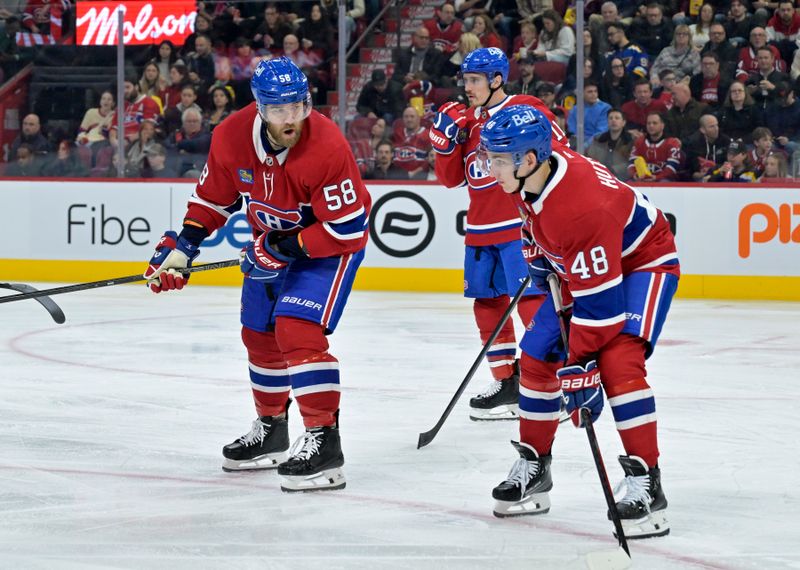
[238,169,254,184]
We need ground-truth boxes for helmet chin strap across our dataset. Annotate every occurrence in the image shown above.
[480,74,503,108]
[512,156,546,195]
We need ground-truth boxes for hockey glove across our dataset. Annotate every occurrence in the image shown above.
[240,232,293,282]
[558,360,604,428]
[521,232,555,293]
[144,231,200,293]
[429,102,467,155]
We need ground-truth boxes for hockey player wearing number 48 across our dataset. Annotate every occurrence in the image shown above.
[479,104,680,539]
[430,47,568,421]
[142,57,371,493]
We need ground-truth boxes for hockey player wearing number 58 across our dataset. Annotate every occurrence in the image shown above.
[479,105,679,539]
[430,47,568,421]
[142,57,371,492]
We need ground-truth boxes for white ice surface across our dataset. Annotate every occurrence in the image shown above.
[1,285,798,570]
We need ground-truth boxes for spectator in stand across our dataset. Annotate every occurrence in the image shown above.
[565,29,604,86]
[622,78,669,135]
[532,9,575,64]
[186,34,216,100]
[725,0,755,47]
[766,1,800,65]
[455,0,485,28]
[297,3,335,61]
[685,113,731,180]
[758,151,790,180]
[746,46,791,107]
[749,127,778,174]
[630,2,674,59]
[39,139,87,178]
[442,32,481,84]
[365,140,408,179]
[351,117,387,175]
[650,24,701,85]
[518,0,555,31]
[601,56,635,108]
[6,143,41,177]
[252,4,293,55]
[486,0,518,42]
[281,34,322,68]
[507,53,539,95]
[182,12,214,57]
[792,39,800,80]
[139,61,167,106]
[628,111,681,181]
[512,21,539,63]
[654,69,676,107]
[664,82,709,140]
[76,90,115,155]
[166,107,212,177]
[587,108,634,180]
[426,2,463,55]
[391,106,430,179]
[567,80,612,151]
[125,120,158,174]
[688,2,715,50]
[152,40,180,84]
[706,138,758,181]
[0,16,25,80]
[762,82,800,154]
[164,84,203,137]
[392,26,444,87]
[702,22,740,77]
[471,13,503,50]
[357,69,405,123]
[141,144,179,179]
[690,52,732,110]
[10,113,49,158]
[159,64,190,111]
[589,1,621,55]
[718,80,762,142]
[560,56,599,101]
[736,27,784,82]
[606,22,649,78]
[207,85,235,132]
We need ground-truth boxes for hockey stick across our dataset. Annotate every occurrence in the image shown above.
[547,273,631,561]
[417,276,531,449]
[0,259,240,305]
[0,283,66,324]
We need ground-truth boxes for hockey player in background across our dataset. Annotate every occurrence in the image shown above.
[142,57,370,493]
[479,105,679,539]
[429,47,566,421]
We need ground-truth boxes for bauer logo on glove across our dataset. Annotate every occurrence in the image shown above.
[240,233,293,282]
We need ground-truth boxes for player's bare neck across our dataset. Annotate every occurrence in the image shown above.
[522,160,552,197]
[486,89,507,109]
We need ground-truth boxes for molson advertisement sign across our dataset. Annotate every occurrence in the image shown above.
[76,1,196,46]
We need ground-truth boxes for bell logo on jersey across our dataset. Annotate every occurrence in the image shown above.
[248,200,303,232]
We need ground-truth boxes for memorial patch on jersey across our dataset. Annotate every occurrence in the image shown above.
[238,169,254,184]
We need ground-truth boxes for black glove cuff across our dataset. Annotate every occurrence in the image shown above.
[179,224,210,247]
[274,234,309,259]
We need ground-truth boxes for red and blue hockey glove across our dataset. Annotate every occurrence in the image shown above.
[240,233,293,282]
[143,231,200,293]
[558,360,604,428]
[521,232,555,293]
[429,101,467,155]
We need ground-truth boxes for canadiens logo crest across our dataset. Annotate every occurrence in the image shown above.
[248,200,307,232]
[238,169,253,184]
[465,152,495,190]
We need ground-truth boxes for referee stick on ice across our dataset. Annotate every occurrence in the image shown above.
[417,276,531,449]
[547,273,631,566]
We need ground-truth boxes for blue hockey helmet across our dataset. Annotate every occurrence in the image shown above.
[461,47,509,84]
[251,57,312,122]
[479,104,552,168]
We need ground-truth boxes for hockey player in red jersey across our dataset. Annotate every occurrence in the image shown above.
[429,47,567,421]
[142,57,370,492]
[480,105,679,539]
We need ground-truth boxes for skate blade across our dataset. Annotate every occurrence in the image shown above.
[615,509,669,539]
[280,467,346,493]
[469,404,519,422]
[585,547,632,570]
[492,491,550,518]
[221,451,287,472]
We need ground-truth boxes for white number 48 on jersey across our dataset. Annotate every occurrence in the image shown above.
[570,246,608,279]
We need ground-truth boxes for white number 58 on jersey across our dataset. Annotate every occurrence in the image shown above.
[323,179,357,211]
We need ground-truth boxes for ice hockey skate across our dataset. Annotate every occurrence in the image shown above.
[278,423,345,492]
[611,455,670,539]
[469,361,519,421]
[221,402,291,472]
[492,441,553,517]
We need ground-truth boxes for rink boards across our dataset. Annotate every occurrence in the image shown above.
[0,179,798,300]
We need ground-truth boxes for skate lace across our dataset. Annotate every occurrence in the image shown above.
[288,430,322,461]
[614,474,652,513]
[506,458,540,488]
[477,380,503,398]
[238,419,267,447]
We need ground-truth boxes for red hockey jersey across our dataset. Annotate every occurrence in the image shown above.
[627,135,681,181]
[184,104,371,259]
[109,95,160,139]
[433,94,567,247]
[516,147,680,362]
[424,19,463,54]
[392,123,430,174]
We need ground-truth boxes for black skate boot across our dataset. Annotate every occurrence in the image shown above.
[610,455,670,539]
[278,420,345,492]
[469,360,519,421]
[221,400,291,472]
[492,441,553,518]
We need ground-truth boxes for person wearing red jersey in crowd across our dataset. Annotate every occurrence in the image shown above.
[628,111,681,182]
[621,79,668,138]
[689,52,732,111]
[425,2,463,55]
[767,1,800,64]
[480,104,678,540]
[735,27,784,82]
[391,106,431,179]
[429,47,567,421]
[108,74,160,147]
[142,57,370,493]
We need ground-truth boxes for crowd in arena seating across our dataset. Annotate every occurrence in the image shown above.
[1,0,799,182]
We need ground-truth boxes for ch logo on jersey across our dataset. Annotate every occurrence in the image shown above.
[248,200,303,232]
[465,151,496,190]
